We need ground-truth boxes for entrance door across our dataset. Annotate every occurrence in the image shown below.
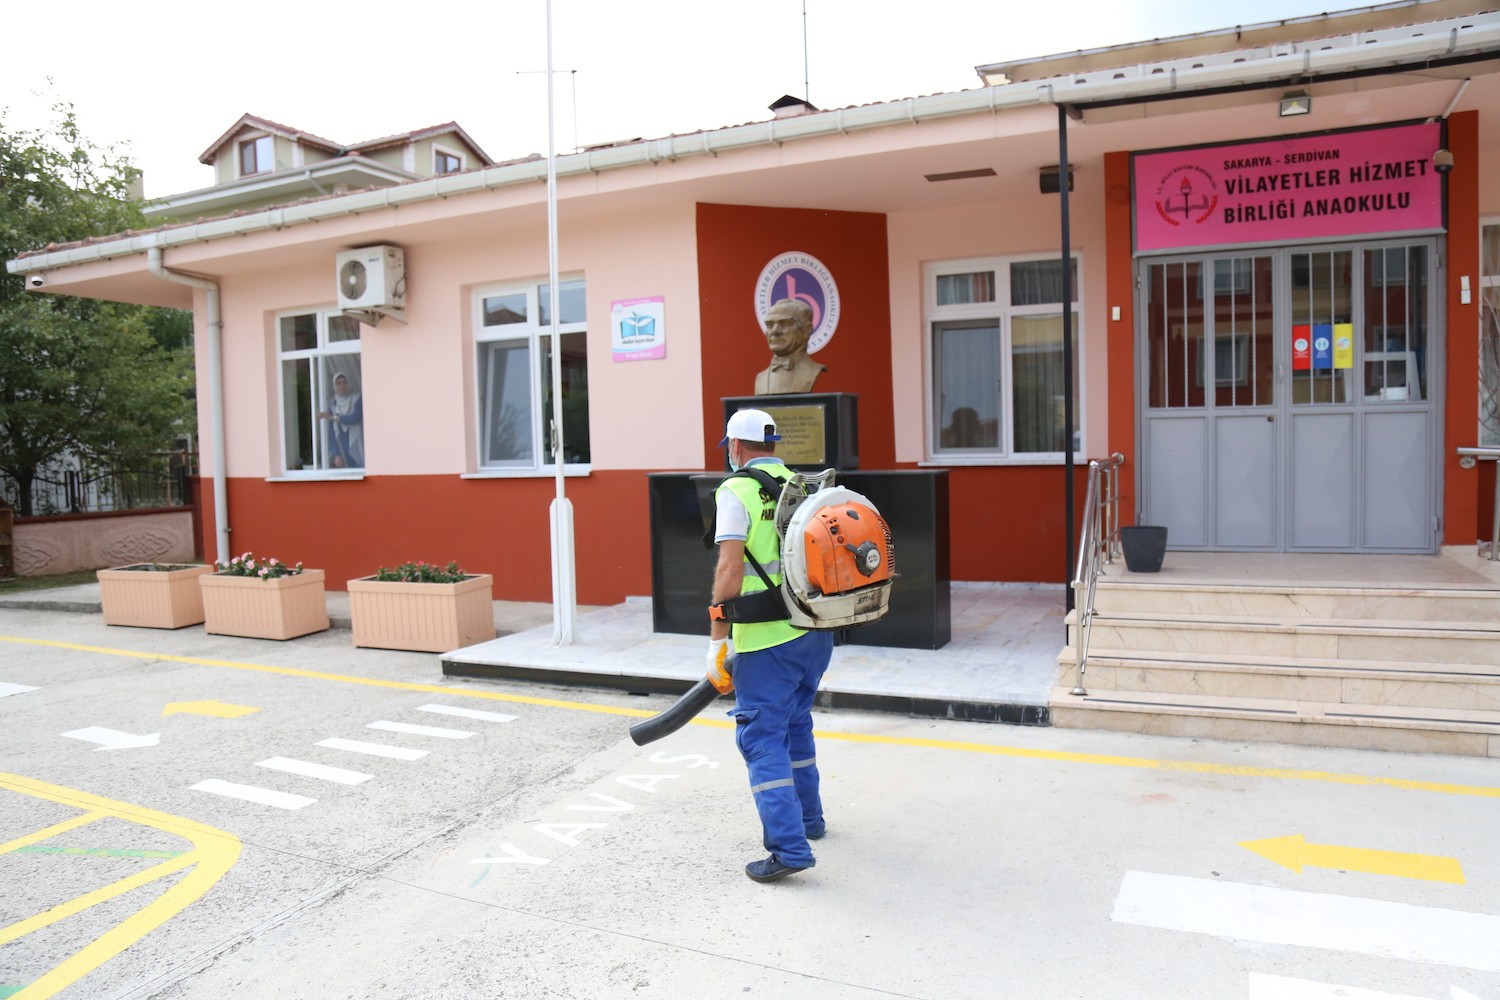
[1139,241,1440,552]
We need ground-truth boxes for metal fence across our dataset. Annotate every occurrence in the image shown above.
[1,453,196,516]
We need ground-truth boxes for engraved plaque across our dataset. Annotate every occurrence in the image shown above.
[721,393,858,471]
[758,404,825,467]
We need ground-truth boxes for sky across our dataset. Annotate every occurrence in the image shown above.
[2,0,1374,200]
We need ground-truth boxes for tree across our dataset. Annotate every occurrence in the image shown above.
[0,104,194,515]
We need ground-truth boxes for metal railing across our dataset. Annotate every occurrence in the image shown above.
[0,453,196,517]
[1069,452,1125,696]
[1456,446,1500,561]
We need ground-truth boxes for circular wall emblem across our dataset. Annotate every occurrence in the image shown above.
[754,251,840,353]
[1152,164,1219,229]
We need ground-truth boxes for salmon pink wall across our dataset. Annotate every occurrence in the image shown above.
[883,183,1107,582]
[192,199,706,602]
[695,204,894,469]
[886,189,1108,465]
[201,202,705,482]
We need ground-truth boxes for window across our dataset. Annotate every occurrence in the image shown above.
[1483,220,1500,446]
[239,135,274,176]
[433,147,464,175]
[927,255,1080,460]
[277,309,364,473]
[475,279,589,470]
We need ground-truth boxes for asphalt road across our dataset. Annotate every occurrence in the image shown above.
[1,608,1497,999]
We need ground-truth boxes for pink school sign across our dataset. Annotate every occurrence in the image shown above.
[1133,122,1443,252]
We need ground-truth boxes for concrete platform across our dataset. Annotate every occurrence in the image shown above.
[442,584,1065,725]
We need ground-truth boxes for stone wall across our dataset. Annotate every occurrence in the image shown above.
[13,509,198,575]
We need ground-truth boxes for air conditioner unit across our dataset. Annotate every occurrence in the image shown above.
[336,245,405,322]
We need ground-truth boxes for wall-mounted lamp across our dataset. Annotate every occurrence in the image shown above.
[1040,165,1074,194]
[1278,90,1312,118]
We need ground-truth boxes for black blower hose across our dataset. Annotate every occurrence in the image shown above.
[629,677,723,746]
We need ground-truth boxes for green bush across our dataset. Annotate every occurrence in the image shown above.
[374,560,469,584]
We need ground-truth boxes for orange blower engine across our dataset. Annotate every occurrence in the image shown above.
[777,479,895,630]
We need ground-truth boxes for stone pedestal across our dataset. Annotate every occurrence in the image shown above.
[647,470,950,650]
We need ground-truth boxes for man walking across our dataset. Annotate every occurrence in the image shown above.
[707,408,835,882]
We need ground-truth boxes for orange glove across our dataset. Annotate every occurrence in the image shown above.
[706,638,735,695]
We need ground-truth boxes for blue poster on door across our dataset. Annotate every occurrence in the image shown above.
[1311,323,1333,370]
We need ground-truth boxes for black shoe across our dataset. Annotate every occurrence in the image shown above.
[745,855,807,883]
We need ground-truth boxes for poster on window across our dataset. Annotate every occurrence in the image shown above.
[611,296,665,362]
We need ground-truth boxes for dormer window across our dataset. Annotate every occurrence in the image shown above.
[239,135,274,176]
[434,147,464,175]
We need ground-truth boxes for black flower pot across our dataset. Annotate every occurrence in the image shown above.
[1120,525,1168,573]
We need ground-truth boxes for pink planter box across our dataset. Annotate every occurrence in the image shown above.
[347,573,496,652]
[97,564,213,629]
[199,569,329,640]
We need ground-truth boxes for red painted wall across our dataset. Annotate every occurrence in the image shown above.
[1443,110,1483,543]
[695,201,1085,584]
[199,471,649,605]
[695,203,895,470]
[1104,150,1138,524]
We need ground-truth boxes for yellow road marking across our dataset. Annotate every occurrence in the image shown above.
[1240,833,1466,884]
[0,773,241,1000]
[5,633,1500,800]
[162,700,260,719]
[0,634,653,718]
[0,812,105,856]
[808,728,1500,798]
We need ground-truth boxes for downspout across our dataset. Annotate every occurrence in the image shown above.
[147,247,229,565]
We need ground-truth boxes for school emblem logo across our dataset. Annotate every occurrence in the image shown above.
[1153,164,1219,228]
[755,251,840,353]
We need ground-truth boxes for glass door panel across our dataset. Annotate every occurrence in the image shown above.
[1289,250,1354,405]
[1362,245,1428,403]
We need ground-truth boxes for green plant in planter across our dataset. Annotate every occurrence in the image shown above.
[374,560,469,584]
[215,553,305,580]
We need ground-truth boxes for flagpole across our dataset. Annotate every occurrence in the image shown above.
[546,0,577,645]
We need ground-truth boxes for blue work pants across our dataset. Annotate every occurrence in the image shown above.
[729,630,834,868]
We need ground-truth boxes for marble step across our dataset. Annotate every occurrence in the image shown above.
[1048,685,1500,758]
[1056,647,1500,713]
[1068,613,1500,665]
[1090,581,1500,624]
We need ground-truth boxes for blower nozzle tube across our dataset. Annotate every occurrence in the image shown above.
[629,677,722,746]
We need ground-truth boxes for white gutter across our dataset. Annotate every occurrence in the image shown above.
[146,247,230,566]
[8,15,1500,276]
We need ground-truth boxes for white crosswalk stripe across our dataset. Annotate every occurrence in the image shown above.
[416,703,518,724]
[0,681,40,698]
[256,757,372,785]
[191,778,315,810]
[1114,871,1500,972]
[367,720,474,740]
[316,737,429,760]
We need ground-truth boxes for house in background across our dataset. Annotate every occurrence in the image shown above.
[144,114,498,223]
[8,1,1500,618]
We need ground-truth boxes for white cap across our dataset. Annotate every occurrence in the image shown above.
[720,408,781,446]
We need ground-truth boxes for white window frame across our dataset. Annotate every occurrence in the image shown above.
[273,306,364,480]
[433,144,466,175]
[470,277,590,477]
[923,252,1084,465]
[1481,216,1500,447]
[238,133,274,178]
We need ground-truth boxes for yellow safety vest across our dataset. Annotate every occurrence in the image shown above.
[716,460,805,652]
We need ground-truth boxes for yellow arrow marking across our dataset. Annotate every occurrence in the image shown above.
[1240,834,1465,884]
[161,700,260,719]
